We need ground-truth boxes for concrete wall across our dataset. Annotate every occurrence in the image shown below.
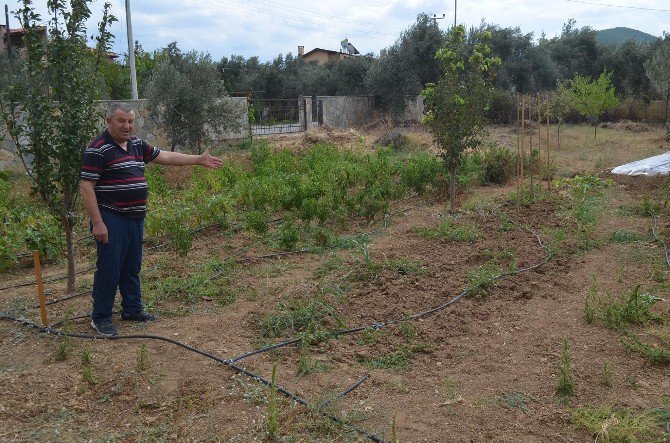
[318,95,375,129]
[0,97,249,170]
[402,95,425,123]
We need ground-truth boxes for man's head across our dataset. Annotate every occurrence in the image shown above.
[106,102,135,144]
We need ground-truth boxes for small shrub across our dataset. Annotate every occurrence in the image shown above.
[81,348,96,385]
[276,218,301,250]
[623,333,670,365]
[467,263,501,297]
[481,146,516,185]
[245,210,270,235]
[602,285,663,331]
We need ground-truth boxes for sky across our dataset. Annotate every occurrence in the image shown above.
[3,0,668,62]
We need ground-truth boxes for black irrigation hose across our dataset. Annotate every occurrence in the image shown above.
[0,314,385,443]
[230,213,552,364]
[652,216,670,268]
[0,265,97,293]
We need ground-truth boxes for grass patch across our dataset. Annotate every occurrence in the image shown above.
[260,295,344,339]
[585,283,663,331]
[623,332,670,365]
[609,230,648,243]
[467,263,503,297]
[415,218,480,242]
[572,406,669,443]
[361,344,428,371]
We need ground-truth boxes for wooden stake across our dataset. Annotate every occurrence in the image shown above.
[537,92,541,182]
[529,97,534,199]
[520,95,525,184]
[32,250,48,327]
[546,92,551,189]
[516,93,521,202]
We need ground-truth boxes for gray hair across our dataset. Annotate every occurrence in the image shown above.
[106,102,135,118]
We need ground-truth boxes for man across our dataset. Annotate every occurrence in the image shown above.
[80,102,222,336]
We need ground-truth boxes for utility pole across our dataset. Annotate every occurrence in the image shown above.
[125,0,138,100]
[454,0,457,27]
[4,4,11,60]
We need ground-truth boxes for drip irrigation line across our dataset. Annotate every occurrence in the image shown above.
[36,289,92,309]
[652,217,670,269]
[230,213,552,363]
[320,375,369,409]
[0,314,385,443]
[0,265,96,293]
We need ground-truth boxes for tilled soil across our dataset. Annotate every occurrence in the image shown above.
[1,172,669,442]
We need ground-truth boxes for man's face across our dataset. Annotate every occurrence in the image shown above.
[107,109,135,144]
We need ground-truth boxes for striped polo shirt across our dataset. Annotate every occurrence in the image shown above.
[80,130,161,218]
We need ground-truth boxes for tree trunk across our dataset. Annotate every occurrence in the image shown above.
[60,211,76,294]
[594,123,597,139]
[665,89,669,122]
[449,162,457,214]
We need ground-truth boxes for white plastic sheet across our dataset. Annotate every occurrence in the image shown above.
[611,151,670,176]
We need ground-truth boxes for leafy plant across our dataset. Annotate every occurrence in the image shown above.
[136,344,149,372]
[260,295,343,339]
[0,0,116,291]
[81,347,96,386]
[421,25,500,212]
[601,363,613,387]
[560,71,620,138]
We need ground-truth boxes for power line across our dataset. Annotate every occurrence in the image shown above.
[564,0,670,12]
[182,0,400,38]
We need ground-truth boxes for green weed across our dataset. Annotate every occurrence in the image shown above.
[467,263,502,297]
[415,218,480,242]
[136,344,149,372]
[618,197,661,217]
[601,363,613,387]
[571,406,668,443]
[609,230,647,243]
[296,351,331,376]
[556,338,575,398]
[361,344,427,371]
[260,295,343,339]
[623,333,670,365]
[267,364,279,440]
[81,348,96,385]
[602,285,663,331]
[499,392,536,413]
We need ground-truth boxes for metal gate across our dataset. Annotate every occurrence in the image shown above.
[249,98,304,136]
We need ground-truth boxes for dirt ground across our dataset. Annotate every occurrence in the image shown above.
[1,124,669,442]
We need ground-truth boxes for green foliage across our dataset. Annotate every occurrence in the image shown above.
[609,230,647,243]
[144,268,236,308]
[556,338,575,398]
[467,263,502,297]
[421,25,501,212]
[560,71,620,137]
[603,286,663,331]
[644,37,670,120]
[572,406,669,442]
[416,218,480,242]
[365,14,444,119]
[623,333,670,365]
[481,145,517,185]
[361,346,415,371]
[260,295,342,339]
[0,0,116,290]
[81,347,96,385]
[146,42,241,153]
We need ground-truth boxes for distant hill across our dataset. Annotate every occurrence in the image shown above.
[596,27,658,46]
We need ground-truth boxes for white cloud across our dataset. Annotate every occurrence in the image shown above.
[5,0,668,62]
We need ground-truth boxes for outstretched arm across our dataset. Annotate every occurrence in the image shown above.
[153,147,222,168]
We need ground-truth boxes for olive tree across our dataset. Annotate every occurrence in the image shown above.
[146,43,241,153]
[644,37,670,121]
[0,0,115,292]
[421,25,500,212]
[562,71,619,138]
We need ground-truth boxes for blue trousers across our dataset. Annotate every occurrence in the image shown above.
[91,211,145,322]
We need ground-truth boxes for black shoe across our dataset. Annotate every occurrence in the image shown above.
[91,318,118,336]
[120,311,157,322]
